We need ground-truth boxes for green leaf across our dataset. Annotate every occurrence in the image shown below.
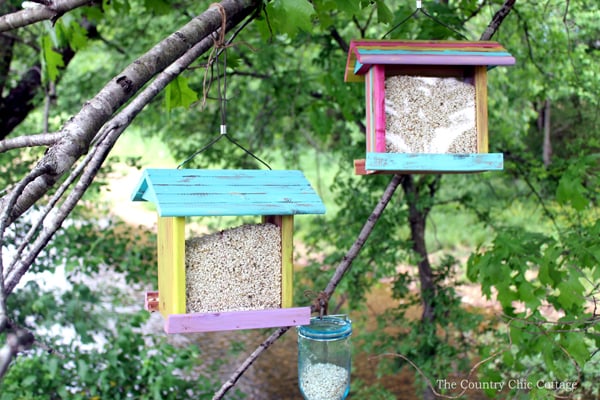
[21,375,36,387]
[376,0,394,24]
[77,359,89,381]
[41,36,65,83]
[334,0,361,15]
[267,0,315,36]
[556,169,588,210]
[164,75,198,111]
[556,272,585,310]
[143,0,171,15]
[561,332,590,367]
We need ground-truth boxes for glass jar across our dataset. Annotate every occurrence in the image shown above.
[297,315,352,400]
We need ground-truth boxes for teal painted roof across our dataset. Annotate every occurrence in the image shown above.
[131,169,326,217]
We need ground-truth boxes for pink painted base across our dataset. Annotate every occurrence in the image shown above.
[163,307,312,334]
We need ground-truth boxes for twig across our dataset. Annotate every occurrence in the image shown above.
[0,132,61,154]
[479,0,516,41]
[212,174,405,399]
[212,326,290,399]
[373,319,515,399]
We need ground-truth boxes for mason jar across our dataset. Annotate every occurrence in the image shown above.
[297,315,352,400]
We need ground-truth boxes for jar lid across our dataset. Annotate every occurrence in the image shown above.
[298,315,352,340]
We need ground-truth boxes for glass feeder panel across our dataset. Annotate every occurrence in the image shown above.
[185,223,282,313]
[384,75,477,154]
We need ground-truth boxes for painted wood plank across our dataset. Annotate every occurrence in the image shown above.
[345,39,515,82]
[145,291,159,312]
[142,191,321,203]
[280,215,294,308]
[373,65,386,153]
[475,66,489,153]
[359,49,513,57]
[364,153,503,172]
[357,54,515,67]
[365,65,375,152]
[351,39,510,49]
[164,307,312,333]
[157,202,325,217]
[132,169,326,217]
[157,216,186,317]
[354,159,374,175]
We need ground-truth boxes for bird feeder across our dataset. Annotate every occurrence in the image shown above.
[344,40,515,174]
[131,168,326,333]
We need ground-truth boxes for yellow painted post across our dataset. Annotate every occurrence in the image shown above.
[474,66,489,153]
[157,216,186,317]
[280,215,294,308]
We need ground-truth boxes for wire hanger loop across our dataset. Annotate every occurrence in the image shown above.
[382,0,469,40]
[177,4,271,171]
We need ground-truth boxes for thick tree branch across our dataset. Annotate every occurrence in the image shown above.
[0,0,259,227]
[0,0,259,376]
[213,174,405,399]
[3,2,259,297]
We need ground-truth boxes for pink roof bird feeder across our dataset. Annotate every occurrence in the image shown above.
[345,40,515,175]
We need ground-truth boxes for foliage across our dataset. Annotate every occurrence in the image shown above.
[467,155,600,397]
[0,146,231,397]
[0,322,231,400]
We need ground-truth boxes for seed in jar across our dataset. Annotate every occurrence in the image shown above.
[300,362,349,400]
[185,223,282,313]
[384,75,477,154]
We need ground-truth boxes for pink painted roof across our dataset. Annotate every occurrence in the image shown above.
[345,40,515,82]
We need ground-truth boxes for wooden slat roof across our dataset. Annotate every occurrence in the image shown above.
[131,169,326,217]
[345,40,516,82]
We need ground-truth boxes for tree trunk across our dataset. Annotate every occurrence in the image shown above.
[402,175,438,322]
[402,175,440,400]
[0,27,77,138]
[542,99,552,166]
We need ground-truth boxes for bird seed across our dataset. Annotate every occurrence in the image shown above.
[384,75,477,154]
[300,362,349,400]
[185,223,282,313]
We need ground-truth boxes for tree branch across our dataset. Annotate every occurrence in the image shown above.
[0,0,260,378]
[3,2,259,297]
[0,0,259,228]
[479,0,516,41]
[0,132,61,153]
[212,174,405,399]
[0,0,93,32]
[0,326,34,378]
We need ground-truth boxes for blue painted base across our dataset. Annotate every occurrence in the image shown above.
[359,153,503,174]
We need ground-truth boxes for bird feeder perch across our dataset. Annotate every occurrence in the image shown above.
[131,168,325,333]
[344,40,515,174]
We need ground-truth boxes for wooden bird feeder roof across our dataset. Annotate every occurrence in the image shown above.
[131,168,326,217]
[345,40,516,82]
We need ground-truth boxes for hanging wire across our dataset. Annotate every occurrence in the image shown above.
[177,4,271,170]
[382,0,469,40]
